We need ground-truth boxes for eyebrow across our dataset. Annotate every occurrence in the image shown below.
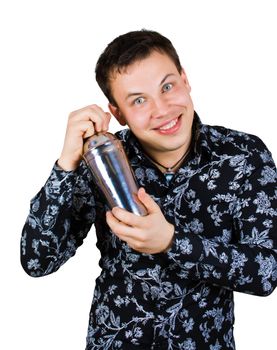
[125,73,175,101]
[160,73,175,86]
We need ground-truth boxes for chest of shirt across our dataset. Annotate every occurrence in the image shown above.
[134,155,248,244]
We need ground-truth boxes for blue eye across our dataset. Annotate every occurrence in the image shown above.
[163,83,173,92]
[134,97,145,105]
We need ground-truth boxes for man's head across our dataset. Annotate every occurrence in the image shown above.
[95,29,182,107]
[95,29,194,166]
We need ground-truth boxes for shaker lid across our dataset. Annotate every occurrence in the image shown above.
[83,132,118,154]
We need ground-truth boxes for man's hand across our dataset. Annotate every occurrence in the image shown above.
[106,188,174,254]
[58,104,111,171]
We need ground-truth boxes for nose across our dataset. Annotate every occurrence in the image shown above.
[151,97,170,119]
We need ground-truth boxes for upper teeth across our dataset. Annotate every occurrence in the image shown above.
[159,118,178,130]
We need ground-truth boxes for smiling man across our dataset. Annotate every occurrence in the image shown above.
[108,51,194,166]
[21,30,277,349]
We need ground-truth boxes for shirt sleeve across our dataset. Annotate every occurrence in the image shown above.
[20,160,96,277]
[166,137,277,296]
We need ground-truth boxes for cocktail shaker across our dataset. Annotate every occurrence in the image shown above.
[83,132,147,216]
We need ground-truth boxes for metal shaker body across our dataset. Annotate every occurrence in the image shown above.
[83,132,147,216]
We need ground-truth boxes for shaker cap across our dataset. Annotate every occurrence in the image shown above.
[83,132,118,154]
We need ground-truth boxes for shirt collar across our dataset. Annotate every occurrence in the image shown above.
[193,111,212,161]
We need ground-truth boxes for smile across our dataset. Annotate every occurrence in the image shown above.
[154,114,182,135]
[158,118,179,130]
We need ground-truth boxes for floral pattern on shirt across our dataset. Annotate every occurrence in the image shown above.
[21,113,277,349]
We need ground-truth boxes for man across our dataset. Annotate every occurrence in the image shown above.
[21,30,277,349]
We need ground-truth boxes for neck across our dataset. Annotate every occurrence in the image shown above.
[144,139,192,174]
[152,148,190,173]
[148,135,192,170]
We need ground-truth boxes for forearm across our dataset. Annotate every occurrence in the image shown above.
[21,161,95,277]
[167,232,277,296]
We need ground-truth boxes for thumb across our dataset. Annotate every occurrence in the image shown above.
[137,188,159,214]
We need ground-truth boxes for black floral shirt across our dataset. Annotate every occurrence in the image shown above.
[21,113,277,350]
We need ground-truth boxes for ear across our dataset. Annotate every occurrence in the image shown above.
[181,68,191,92]
[108,103,126,126]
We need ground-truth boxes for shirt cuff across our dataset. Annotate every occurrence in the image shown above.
[53,160,77,175]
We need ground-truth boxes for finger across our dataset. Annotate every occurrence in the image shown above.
[82,123,95,138]
[69,106,98,122]
[122,237,152,254]
[87,105,112,132]
[70,105,109,132]
[137,188,160,214]
[88,105,107,132]
[106,211,137,238]
[69,120,95,137]
[104,112,112,131]
[106,212,152,253]
[111,207,142,227]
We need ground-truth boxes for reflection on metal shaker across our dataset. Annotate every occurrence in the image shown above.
[83,132,147,216]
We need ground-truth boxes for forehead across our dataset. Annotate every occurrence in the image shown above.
[110,51,179,88]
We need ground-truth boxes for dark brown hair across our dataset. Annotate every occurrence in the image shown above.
[95,29,182,106]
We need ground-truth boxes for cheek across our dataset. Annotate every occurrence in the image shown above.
[124,108,150,130]
[170,87,192,107]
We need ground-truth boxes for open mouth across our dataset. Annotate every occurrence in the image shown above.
[159,117,179,130]
[154,114,182,134]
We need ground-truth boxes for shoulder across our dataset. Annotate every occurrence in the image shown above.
[204,123,263,148]
[202,123,274,164]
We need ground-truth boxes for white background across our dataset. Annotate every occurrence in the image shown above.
[1,0,276,349]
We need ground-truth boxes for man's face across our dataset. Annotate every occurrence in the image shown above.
[109,51,194,163]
